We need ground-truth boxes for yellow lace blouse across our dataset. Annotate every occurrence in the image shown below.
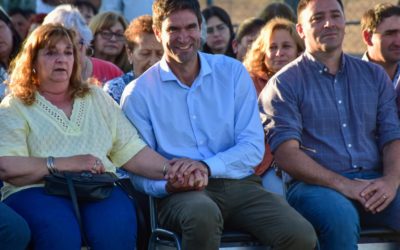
[0,86,146,199]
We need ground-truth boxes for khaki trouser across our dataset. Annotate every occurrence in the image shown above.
[158,174,317,250]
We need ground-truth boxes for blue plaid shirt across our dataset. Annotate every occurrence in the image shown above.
[260,52,400,174]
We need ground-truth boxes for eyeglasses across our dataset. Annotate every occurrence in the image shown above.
[98,30,125,41]
[206,24,228,35]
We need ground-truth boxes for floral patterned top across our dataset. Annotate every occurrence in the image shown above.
[103,71,135,104]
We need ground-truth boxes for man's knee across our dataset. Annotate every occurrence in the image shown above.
[288,183,360,247]
[179,198,223,234]
[272,210,317,250]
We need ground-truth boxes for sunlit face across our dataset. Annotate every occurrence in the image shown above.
[0,20,13,64]
[205,16,230,54]
[94,22,125,60]
[129,33,163,77]
[369,15,400,65]
[264,29,299,73]
[154,9,201,66]
[35,38,74,89]
[10,13,30,39]
[297,0,345,54]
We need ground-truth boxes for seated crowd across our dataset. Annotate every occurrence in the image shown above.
[0,0,400,249]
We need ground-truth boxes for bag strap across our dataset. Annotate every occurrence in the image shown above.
[65,173,91,250]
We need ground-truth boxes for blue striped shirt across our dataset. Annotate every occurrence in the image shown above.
[260,52,400,174]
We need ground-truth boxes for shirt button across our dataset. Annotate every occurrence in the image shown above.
[338,100,342,104]
[319,70,323,74]
[353,165,357,168]
[334,79,337,83]
[192,115,197,119]
[348,144,352,148]
[342,123,347,127]
[324,68,328,72]
[199,140,204,145]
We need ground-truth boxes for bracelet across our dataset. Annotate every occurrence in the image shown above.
[162,161,169,176]
[46,156,57,174]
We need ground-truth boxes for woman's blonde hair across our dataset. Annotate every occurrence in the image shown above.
[243,17,304,78]
[8,23,90,105]
[89,11,130,72]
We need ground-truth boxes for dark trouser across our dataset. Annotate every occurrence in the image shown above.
[158,174,317,250]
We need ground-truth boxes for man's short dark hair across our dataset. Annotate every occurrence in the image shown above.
[297,0,344,22]
[152,0,202,30]
[235,18,264,42]
[361,3,400,33]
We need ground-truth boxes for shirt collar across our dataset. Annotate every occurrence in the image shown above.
[304,51,346,75]
[159,52,212,85]
[362,51,370,62]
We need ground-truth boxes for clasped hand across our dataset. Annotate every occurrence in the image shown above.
[164,158,209,193]
[350,176,398,214]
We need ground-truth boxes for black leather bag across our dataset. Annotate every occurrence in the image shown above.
[44,171,118,201]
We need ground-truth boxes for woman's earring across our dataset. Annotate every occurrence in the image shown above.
[86,47,94,57]
[32,68,36,74]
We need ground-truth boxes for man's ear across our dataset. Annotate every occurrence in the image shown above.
[125,45,134,64]
[153,25,162,43]
[296,23,305,39]
[232,39,238,54]
[362,30,373,46]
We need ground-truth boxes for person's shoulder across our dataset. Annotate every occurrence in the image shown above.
[344,53,385,75]
[273,55,305,81]
[199,52,245,76]
[0,94,18,108]
[200,52,241,66]
[104,71,134,88]
[131,62,160,88]
[91,57,122,71]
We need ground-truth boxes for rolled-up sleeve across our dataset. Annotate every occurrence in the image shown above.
[375,68,400,149]
[259,74,303,152]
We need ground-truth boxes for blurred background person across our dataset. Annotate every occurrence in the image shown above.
[74,0,99,25]
[283,0,300,15]
[100,0,153,22]
[202,5,236,58]
[43,4,123,85]
[361,3,400,89]
[27,13,47,34]
[232,17,264,61]
[104,15,162,104]
[1,23,168,250]
[258,2,297,24]
[0,7,22,100]
[0,0,35,13]
[36,0,74,13]
[8,7,35,40]
[243,17,304,194]
[89,11,130,72]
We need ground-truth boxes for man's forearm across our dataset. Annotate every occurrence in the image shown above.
[382,140,400,187]
[274,140,352,193]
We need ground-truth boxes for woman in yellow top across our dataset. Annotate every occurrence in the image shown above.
[0,23,187,250]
